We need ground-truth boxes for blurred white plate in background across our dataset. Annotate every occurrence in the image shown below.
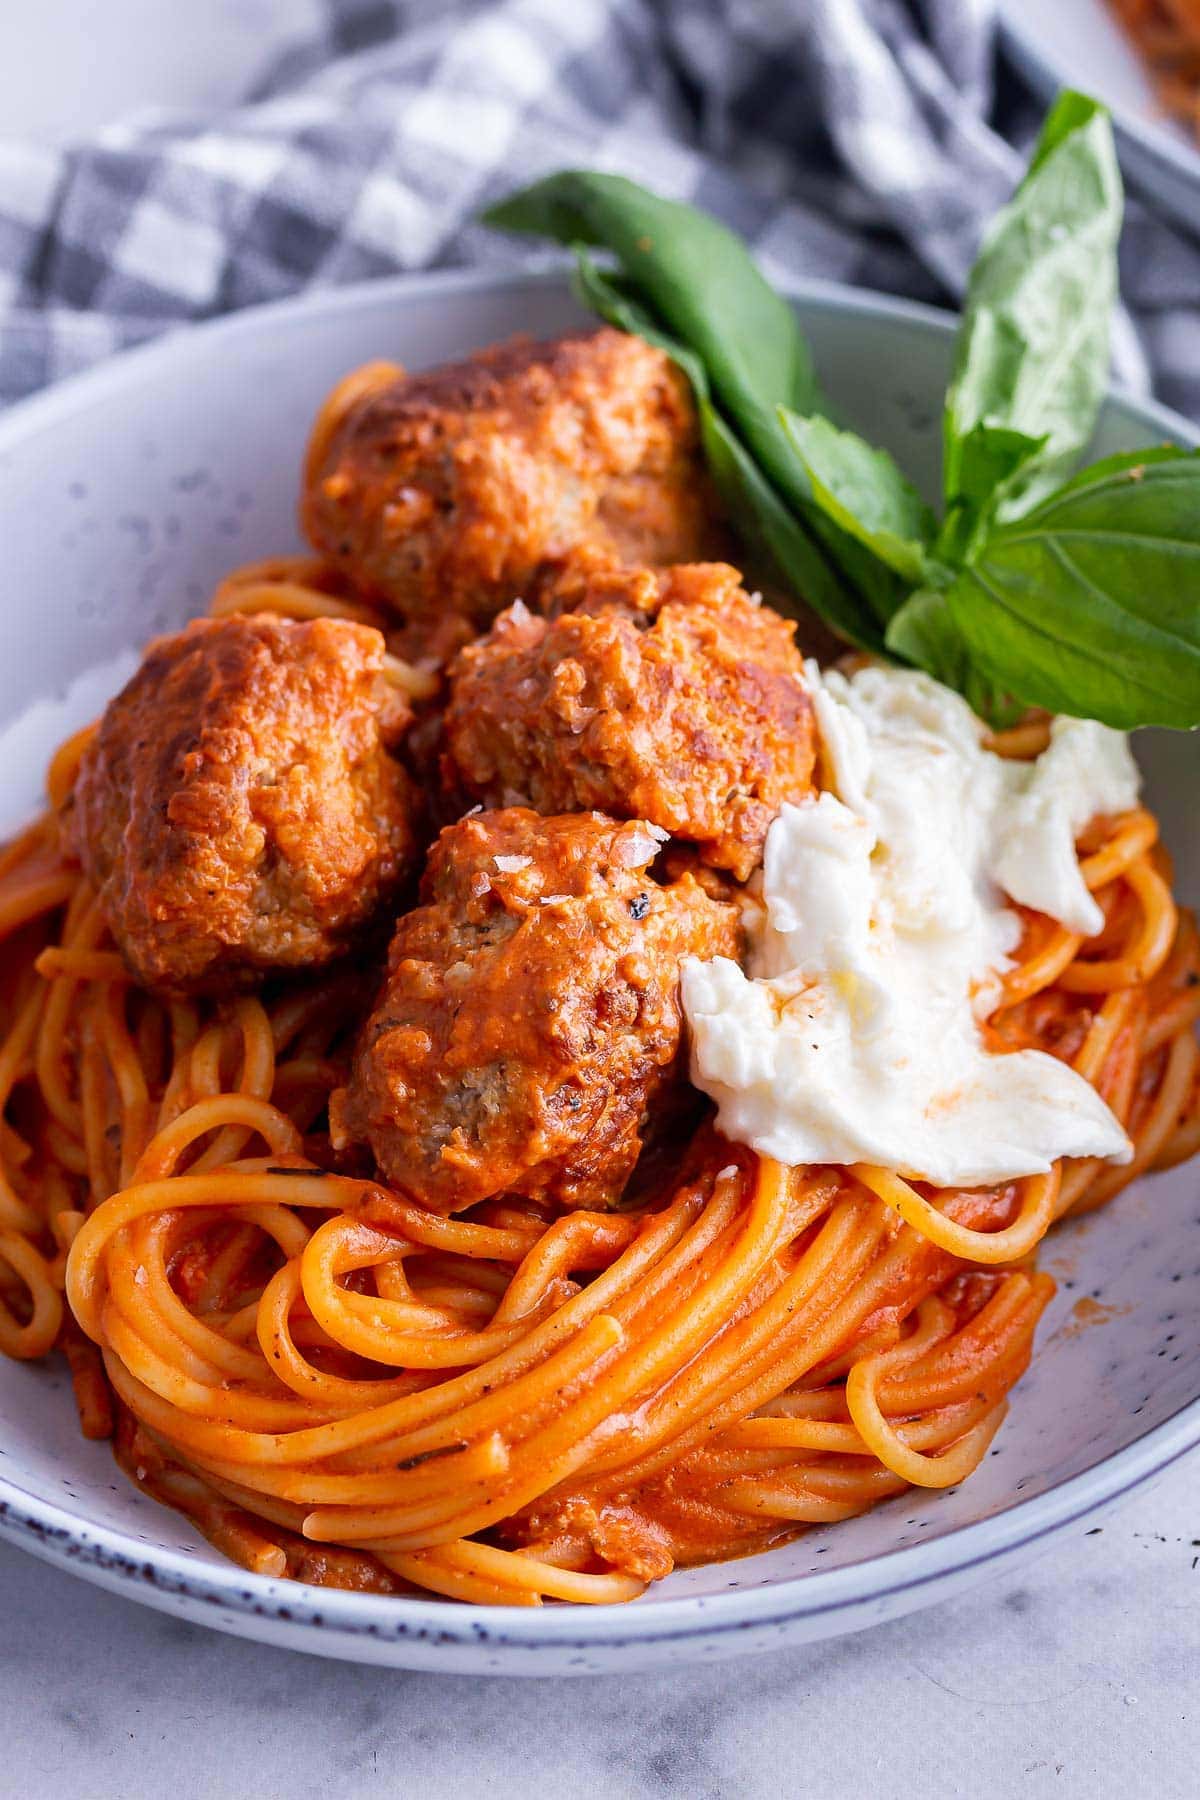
[0,0,318,141]
[1000,0,1200,234]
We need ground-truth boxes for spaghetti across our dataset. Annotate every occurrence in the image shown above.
[0,569,1196,1605]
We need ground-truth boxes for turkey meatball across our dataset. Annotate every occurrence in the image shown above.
[301,329,724,633]
[69,613,417,993]
[330,808,741,1213]
[443,559,816,881]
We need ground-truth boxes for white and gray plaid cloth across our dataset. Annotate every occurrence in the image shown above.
[2,0,1198,417]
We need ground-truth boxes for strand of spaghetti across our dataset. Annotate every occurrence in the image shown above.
[381,654,440,700]
[45,726,96,809]
[311,1166,798,1542]
[105,1205,311,1383]
[34,895,107,1136]
[0,1228,63,1357]
[130,1092,301,1185]
[60,1316,114,1438]
[1059,993,1164,1215]
[300,1214,554,1364]
[1078,809,1158,891]
[709,1421,866,1459]
[186,1001,278,1173]
[154,1012,202,1135]
[847,1370,1009,1489]
[576,1194,884,1495]
[356,1185,873,1544]
[380,1540,646,1606]
[0,816,55,881]
[1074,1028,1199,1212]
[0,978,47,1231]
[122,1454,289,1579]
[1093,997,1147,1124]
[67,1167,351,1340]
[79,995,115,1206]
[716,1484,881,1524]
[191,1221,261,1316]
[850,1164,1058,1264]
[298,1172,785,1543]
[489,1213,641,1325]
[713,1398,989,1458]
[302,361,403,491]
[1072,987,1143,1086]
[103,1314,623,1486]
[0,869,75,939]
[876,1274,1053,1414]
[33,947,128,982]
[800,1317,905,1384]
[1153,1108,1200,1172]
[377,1552,540,1608]
[255,1259,433,1411]
[1143,983,1200,1054]
[44,1116,87,1176]
[359,1194,544,1263]
[96,981,155,1184]
[1059,858,1177,992]
[186,1431,513,1509]
[100,1189,705,1473]
[983,715,1052,759]
[210,580,381,625]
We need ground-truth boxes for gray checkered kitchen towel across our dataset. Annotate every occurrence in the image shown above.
[1,0,1198,418]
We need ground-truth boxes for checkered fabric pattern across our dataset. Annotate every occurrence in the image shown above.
[1,0,1198,416]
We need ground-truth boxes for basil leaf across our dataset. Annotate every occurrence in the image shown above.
[780,410,936,586]
[574,251,885,652]
[947,451,1200,728]
[572,248,698,380]
[886,588,966,683]
[699,406,887,654]
[885,589,1024,727]
[937,423,1048,554]
[943,92,1122,521]
[484,172,822,475]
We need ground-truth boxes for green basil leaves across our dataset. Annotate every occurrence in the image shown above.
[943,92,1123,530]
[946,450,1200,728]
[485,92,1200,732]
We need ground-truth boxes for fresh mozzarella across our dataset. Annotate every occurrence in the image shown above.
[683,665,1138,1188]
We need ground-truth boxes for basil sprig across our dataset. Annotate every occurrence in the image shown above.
[484,91,1200,731]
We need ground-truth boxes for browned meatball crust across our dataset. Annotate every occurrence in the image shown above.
[442,560,817,881]
[330,809,741,1213]
[301,329,724,631]
[70,613,417,993]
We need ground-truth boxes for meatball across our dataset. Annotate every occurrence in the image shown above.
[300,329,724,632]
[442,560,817,881]
[70,613,417,993]
[330,809,741,1213]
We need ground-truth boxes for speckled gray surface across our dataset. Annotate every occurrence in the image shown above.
[3,1479,1198,1800]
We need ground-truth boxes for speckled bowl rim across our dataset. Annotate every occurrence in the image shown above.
[0,265,1198,1659]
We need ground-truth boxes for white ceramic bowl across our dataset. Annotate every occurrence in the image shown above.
[1000,0,1200,234]
[0,270,1197,1675]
